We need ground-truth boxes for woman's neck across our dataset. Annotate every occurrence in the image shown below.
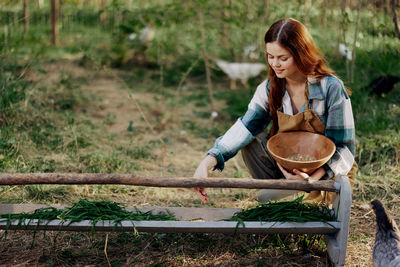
[285,75,307,96]
[285,75,308,114]
[285,73,307,89]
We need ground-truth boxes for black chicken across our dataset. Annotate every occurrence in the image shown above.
[365,75,400,96]
[371,199,400,267]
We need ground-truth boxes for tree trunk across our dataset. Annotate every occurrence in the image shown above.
[384,0,389,15]
[198,10,217,116]
[263,0,269,21]
[390,0,400,39]
[23,0,28,34]
[100,0,107,24]
[321,0,329,26]
[340,0,351,82]
[50,0,58,46]
[304,0,312,25]
[38,0,44,9]
[220,0,232,58]
[350,0,363,84]
[58,0,63,23]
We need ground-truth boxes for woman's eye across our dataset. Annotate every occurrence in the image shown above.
[281,58,288,61]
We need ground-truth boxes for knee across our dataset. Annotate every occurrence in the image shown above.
[242,133,268,158]
[241,139,258,162]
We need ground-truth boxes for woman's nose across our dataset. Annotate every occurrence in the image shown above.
[272,59,280,67]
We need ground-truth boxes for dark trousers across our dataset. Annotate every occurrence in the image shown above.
[241,132,283,179]
[241,132,297,201]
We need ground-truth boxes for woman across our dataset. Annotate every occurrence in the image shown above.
[193,18,356,204]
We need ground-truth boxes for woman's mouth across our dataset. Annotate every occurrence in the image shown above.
[275,69,284,74]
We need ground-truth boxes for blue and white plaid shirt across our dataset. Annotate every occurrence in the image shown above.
[207,75,355,179]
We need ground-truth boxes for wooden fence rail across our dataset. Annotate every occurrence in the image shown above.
[0,173,339,192]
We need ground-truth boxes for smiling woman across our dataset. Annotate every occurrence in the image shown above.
[266,43,295,78]
[193,18,357,205]
[265,41,307,114]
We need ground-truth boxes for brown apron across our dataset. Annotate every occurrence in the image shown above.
[273,84,357,204]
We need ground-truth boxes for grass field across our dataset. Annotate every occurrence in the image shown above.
[0,0,399,266]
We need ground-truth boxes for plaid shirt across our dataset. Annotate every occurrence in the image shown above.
[207,75,356,179]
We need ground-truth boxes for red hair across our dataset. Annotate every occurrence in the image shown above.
[264,18,337,136]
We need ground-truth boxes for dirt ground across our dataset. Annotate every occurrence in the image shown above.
[1,60,399,266]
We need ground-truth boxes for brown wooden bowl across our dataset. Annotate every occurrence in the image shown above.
[266,131,336,175]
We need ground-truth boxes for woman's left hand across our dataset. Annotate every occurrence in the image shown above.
[277,163,325,182]
[277,163,308,180]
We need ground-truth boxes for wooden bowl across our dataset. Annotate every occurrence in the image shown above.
[266,131,336,175]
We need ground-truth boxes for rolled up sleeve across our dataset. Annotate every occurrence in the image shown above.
[324,78,356,177]
[207,119,255,171]
[207,80,271,171]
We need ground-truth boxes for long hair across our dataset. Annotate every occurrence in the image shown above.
[264,18,338,136]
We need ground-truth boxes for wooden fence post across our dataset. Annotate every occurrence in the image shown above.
[100,0,107,24]
[23,0,29,34]
[391,0,400,39]
[50,0,58,46]
[198,10,217,117]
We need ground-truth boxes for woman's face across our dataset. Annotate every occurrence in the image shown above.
[266,41,300,80]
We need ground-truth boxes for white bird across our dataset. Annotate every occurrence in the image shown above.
[216,60,266,90]
[128,33,137,40]
[128,24,155,44]
[139,24,155,44]
[338,43,352,61]
[127,24,155,64]
[210,111,218,119]
[243,44,258,61]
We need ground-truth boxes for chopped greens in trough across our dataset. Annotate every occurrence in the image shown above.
[227,196,335,223]
[1,197,336,235]
[0,199,176,235]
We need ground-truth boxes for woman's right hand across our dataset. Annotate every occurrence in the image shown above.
[193,155,217,203]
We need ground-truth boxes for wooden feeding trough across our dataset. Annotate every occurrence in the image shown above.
[0,173,351,267]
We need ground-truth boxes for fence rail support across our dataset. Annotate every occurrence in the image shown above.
[0,173,339,192]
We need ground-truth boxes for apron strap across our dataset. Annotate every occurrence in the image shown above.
[304,82,310,110]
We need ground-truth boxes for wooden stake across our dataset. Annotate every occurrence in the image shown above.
[350,0,362,84]
[198,10,216,115]
[100,0,107,24]
[340,0,350,82]
[50,0,58,46]
[303,0,312,25]
[220,0,229,47]
[390,0,400,39]
[321,0,328,26]
[23,0,28,34]
[0,173,338,192]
